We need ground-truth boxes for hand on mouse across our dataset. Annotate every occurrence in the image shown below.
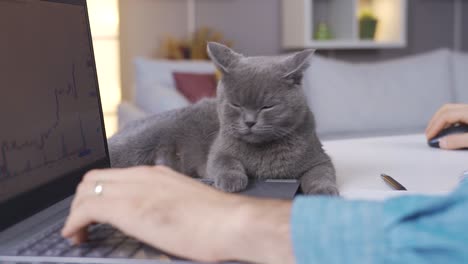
[426,104,468,150]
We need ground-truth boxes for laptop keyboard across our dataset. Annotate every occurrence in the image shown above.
[13,221,176,260]
[10,179,219,262]
[10,179,220,262]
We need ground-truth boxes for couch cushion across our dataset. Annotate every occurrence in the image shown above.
[454,51,468,103]
[303,49,453,137]
[133,58,216,113]
[173,72,217,103]
[133,81,190,114]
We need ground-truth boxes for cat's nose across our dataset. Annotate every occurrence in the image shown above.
[243,111,257,128]
[245,121,256,128]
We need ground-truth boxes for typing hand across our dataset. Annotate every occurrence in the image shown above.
[426,104,468,150]
[61,166,242,263]
[61,165,294,264]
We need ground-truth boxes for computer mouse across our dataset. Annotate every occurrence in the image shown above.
[428,123,468,148]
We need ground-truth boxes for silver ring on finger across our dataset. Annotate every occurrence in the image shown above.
[94,181,104,196]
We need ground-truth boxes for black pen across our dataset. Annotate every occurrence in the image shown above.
[381,174,407,191]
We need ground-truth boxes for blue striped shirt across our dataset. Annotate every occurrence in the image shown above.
[291,176,468,263]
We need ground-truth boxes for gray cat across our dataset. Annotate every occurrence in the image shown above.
[109,42,338,195]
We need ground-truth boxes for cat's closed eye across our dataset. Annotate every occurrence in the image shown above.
[229,102,241,108]
[261,105,275,110]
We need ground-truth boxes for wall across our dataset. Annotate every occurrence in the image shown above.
[119,0,466,101]
[463,0,468,50]
[195,0,282,56]
[119,0,188,100]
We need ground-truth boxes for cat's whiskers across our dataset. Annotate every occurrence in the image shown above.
[273,127,296,140]
[202,129,219,141]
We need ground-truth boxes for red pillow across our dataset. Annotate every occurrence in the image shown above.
[172,72,217,103]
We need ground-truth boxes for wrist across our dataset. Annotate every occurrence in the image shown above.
[221,196,294,264]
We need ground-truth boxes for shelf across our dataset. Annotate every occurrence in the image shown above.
[304,40,406,49]
[282,0,407,50]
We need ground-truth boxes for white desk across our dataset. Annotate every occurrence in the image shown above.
[322,134,467,200]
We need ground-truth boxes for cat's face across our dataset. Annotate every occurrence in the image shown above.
[207,42,314,143]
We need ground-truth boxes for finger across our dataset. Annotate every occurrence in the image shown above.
[63,197,139,245]
[426,109,468,139]
[71,181,148,211]
[425,105,455,139]
[75,181,146,197]
[425,104,465,138]
[82,166,156,184]
[68,229,88,245]
[62,196,133,243]
[71,166,186,212]
[62,196,111,242]
[426,106,447,135]
[439,133,468,150]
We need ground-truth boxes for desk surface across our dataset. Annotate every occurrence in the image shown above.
[322,134,467,199]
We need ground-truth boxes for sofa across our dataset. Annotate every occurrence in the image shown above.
[117,49,468,140]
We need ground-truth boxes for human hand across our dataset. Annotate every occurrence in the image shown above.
[425,104,468,150]
[61,166,294,264]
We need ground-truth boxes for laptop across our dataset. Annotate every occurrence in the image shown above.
[0,1,299,263]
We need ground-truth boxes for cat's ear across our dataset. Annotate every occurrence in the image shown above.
[207,42,243,74]
[282,49,315,85]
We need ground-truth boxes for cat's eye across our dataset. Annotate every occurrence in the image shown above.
[230,103,241,108]
[261,105,275,110]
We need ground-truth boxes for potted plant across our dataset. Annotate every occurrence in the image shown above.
[159,27,233,60]
[314,22,333,40]
[359,10,378,40]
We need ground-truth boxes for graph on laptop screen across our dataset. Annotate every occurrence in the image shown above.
[0,1,107,203]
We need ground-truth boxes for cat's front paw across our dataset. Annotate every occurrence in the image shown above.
[214,172,248,193]
[315,185,339,196]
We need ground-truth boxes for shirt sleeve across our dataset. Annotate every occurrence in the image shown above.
[291,179,468,264]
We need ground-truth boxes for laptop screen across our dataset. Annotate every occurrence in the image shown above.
[0,0,110,231]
